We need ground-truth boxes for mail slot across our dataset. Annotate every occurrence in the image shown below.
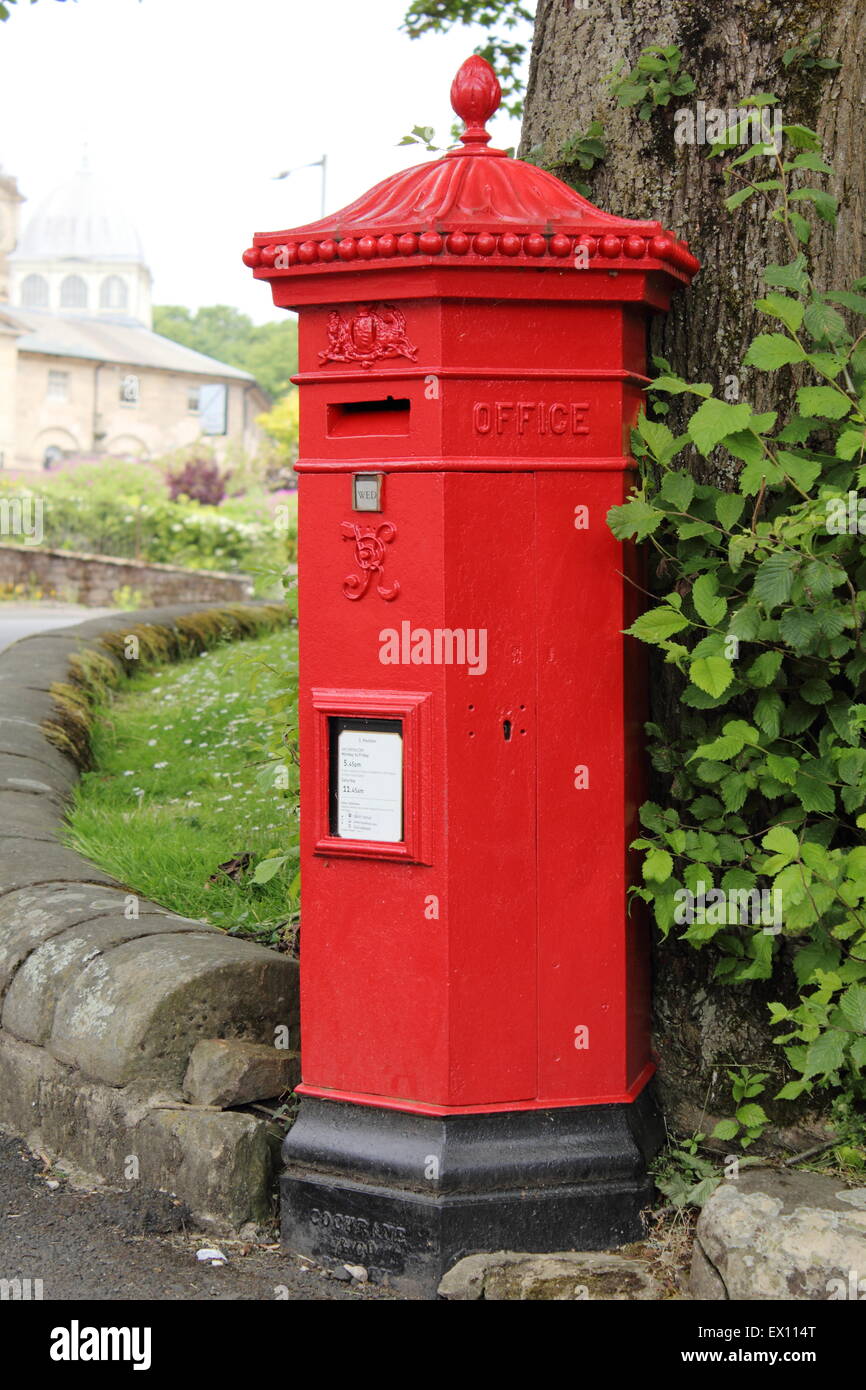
[243,53,699,1296]
[327,397,411,438]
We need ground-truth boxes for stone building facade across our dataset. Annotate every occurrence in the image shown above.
[0,165,269,470]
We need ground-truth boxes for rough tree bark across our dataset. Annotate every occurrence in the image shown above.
[521,1,866,1141]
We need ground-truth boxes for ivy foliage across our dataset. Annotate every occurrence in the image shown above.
[782,31,841,72]
[525,121,606,198]
[607,44,695,121]
[608,114,866,1107]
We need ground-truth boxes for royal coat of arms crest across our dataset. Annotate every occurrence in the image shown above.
[319,303,418,369]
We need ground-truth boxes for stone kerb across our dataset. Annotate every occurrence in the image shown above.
[0,604,298,1228]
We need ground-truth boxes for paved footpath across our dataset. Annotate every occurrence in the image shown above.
[0,603,115,654]
[0,1134,404,1302]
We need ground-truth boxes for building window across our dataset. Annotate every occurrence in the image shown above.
[60,274,88,309]
[100,275,128,311]
[21,273,49,307]
[199,383,228,436]
[119,373,140,405]
[187,385,201,413]
[47,369,69,401]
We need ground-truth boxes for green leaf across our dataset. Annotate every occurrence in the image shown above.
[754,691,784,738]
[762,825,800,860]
[775,1079,810,1100]
[789,187,838,223]
[607,498,664,540]
[825,290,866,316]
[637,414,678,463]
[783,152,832,174]
[716,493,746,530]
[764,256,808,294]
[789,209,812,245]
[711,1119,740,1140]
[616,83,649,108]
[690,732,744,762]
[840,984,866,1033]
[725,187,756,211]
[744,334,807,369]
[688,399,753,455]
[794,768,836,814]
[747,649,784,685]
[650,375,713,397]
[836,427,866,460]
[777,451,821,493]
[721,771,748,811]
[800,677,833,704]
[724,430,765,467]
[804,299,847,343]
[803,1029,848,1078]
[779,606,819,649]
[738,452,784,495]
[252,855,287,885]
[765,753,798,785]
[782,124,821,150]
[755,293,804,333]
[691,574,727,627]
[690,656,734,697]
[625,607,690,643]
[643,848,674,883]
[796,385,852,419]
[735,1103,768,1128]
[753,553,797,608]
[659,470,695,510]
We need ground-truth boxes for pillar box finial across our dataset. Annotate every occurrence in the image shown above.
[450,54,502,148]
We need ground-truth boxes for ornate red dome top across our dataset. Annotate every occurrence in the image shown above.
[243,56,699,283]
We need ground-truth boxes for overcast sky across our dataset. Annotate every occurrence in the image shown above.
[0,0,532,321]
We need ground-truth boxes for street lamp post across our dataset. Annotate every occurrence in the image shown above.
[272,154,327,219]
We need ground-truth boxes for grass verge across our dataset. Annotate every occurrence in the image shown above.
[63,623,298,949]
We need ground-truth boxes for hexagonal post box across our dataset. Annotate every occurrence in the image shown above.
[243,55,698,1296]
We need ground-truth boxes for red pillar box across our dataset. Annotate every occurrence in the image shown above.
[244,56,698,1296]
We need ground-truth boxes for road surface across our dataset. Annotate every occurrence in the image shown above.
[0,1134,403,1301]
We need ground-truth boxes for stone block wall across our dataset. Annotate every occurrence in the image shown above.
[0,543,253,606]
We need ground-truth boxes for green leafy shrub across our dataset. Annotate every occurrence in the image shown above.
[607,45,695,121]
[0,459,294,581]
[609,113,866,1111]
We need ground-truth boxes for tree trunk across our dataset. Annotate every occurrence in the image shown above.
[521,0,866,1139]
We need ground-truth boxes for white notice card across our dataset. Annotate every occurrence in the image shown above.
[337,728,403,842]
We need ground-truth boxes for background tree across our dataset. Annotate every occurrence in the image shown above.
[406,0,866,1140]
[518,2,866,1139]
[0,0,73,21]
[153,304,298,400]
[257,390,300,477]
[403,0,534,114]
[521,3,864,443]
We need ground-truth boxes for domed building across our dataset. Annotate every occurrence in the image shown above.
[8,163,154,327]
[0,163,268,470]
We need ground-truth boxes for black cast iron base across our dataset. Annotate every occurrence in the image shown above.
[280,1087,664,1297]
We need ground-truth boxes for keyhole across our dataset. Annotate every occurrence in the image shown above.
[502,719,512,741]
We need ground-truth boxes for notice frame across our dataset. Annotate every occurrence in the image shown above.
[311,688,433,863]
